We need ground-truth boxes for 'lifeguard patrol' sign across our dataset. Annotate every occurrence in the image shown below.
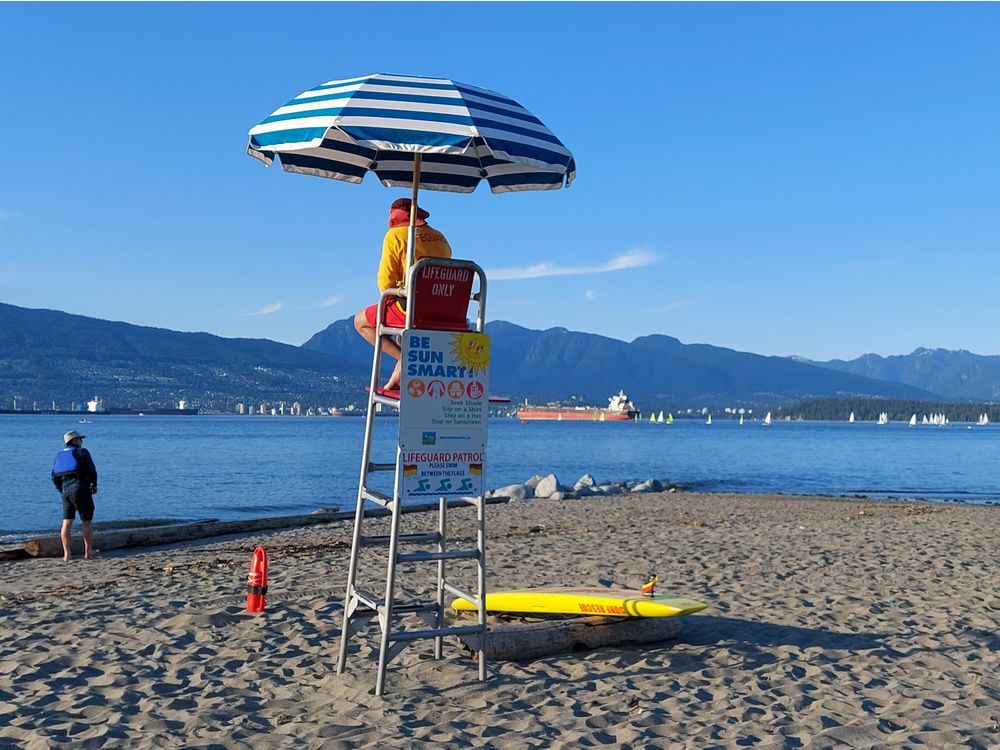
[399,330,490,499]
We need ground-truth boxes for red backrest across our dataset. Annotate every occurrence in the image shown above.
[410,260,475,331]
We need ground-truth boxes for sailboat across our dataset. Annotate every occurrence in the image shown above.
[599,412,605,422]
[763,411,772,426]
[649,413,656,424]
[922,415,928,425]
[877,412,889,425]
[657,410,664,424]
[977,412,989,426]
[706,414,712,425]
[667,412,674,424]
[908,414,917,427]
[739,414,744,425]
[848,411,855,423]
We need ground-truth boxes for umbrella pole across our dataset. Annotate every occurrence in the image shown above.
[405,153,423,284]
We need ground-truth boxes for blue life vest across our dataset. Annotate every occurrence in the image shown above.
[52,447,79,476]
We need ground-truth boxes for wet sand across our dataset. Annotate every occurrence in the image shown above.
[0,492,997,748]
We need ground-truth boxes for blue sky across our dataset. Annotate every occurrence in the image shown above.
[1,3,998,360]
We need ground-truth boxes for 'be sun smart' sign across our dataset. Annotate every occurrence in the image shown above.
[399,331,490,498]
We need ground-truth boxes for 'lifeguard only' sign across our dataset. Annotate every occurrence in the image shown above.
[399,330,490,499]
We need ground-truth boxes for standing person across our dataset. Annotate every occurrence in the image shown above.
[51,430,98,561]
[353,198,452,392]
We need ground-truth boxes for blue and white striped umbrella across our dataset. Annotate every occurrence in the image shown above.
[247,73,575,194]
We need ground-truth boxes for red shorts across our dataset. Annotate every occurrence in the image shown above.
[364,299,407,328]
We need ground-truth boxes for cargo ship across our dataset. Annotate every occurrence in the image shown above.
[518,390,640,422]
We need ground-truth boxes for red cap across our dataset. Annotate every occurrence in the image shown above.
[390,198,429,221]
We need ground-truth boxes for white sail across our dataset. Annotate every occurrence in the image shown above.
[657,410,664,424]
[908,414,917,427]
[849,411,855,423]
[739,414,744,425]
[763,411,772,426]
[706,414,712,425]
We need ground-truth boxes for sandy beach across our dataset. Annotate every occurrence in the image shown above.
[0,491,996,749]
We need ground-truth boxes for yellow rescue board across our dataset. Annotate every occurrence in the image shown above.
[451,587,708,618]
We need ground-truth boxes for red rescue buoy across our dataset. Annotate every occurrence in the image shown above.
[247,546,268,614]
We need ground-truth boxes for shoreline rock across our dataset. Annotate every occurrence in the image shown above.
[492,474,679,501]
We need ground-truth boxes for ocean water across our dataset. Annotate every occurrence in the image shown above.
[4,414,998,539]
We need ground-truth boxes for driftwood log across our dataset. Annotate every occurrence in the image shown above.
[0,546,30,562]
[22,496,509,558]
[454,614,684,661]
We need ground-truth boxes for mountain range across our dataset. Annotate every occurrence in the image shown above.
[0,302,367,411]
[805,349,1000,402]
[2,301,998,412]
[304,318,945,407]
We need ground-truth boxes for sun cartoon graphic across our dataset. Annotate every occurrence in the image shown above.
[450,332,490,373]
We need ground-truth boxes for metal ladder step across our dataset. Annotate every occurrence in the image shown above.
[361,531,440,547]
[388,624,484,642]
[389,600,440,615]
[367,461,396,473]
[397,549,480,563]
[350,586,380,612]
[350,586,439,616]
[361,488,393,507]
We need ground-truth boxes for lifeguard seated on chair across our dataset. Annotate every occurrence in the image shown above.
[353,198,452,391]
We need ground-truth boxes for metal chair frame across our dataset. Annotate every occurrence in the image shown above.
[336,257,489,696]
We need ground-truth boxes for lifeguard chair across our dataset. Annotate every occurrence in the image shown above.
[336,257,489,696]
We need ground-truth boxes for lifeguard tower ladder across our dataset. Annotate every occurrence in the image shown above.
[336,257,489,696]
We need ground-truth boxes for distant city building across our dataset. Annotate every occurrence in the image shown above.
[270,407,277,416]
[258,403,267,415]
[87,396,107,413]
[178,399,188,411]
[236,403,245,415]
[291,402,301,416]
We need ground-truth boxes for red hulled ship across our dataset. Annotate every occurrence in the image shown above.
[518,390,640,422]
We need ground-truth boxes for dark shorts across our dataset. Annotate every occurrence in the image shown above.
[364,299,407,329]
[62,490,95,522]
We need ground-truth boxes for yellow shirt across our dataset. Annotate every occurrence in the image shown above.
[377,224,452,292]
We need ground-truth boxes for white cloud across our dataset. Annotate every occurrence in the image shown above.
[487,249,657,281]
[249,302,283,316]
[584,289,596,301]
[319,296,342,308]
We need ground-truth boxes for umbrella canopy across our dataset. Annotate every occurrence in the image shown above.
[247,73,575,194]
